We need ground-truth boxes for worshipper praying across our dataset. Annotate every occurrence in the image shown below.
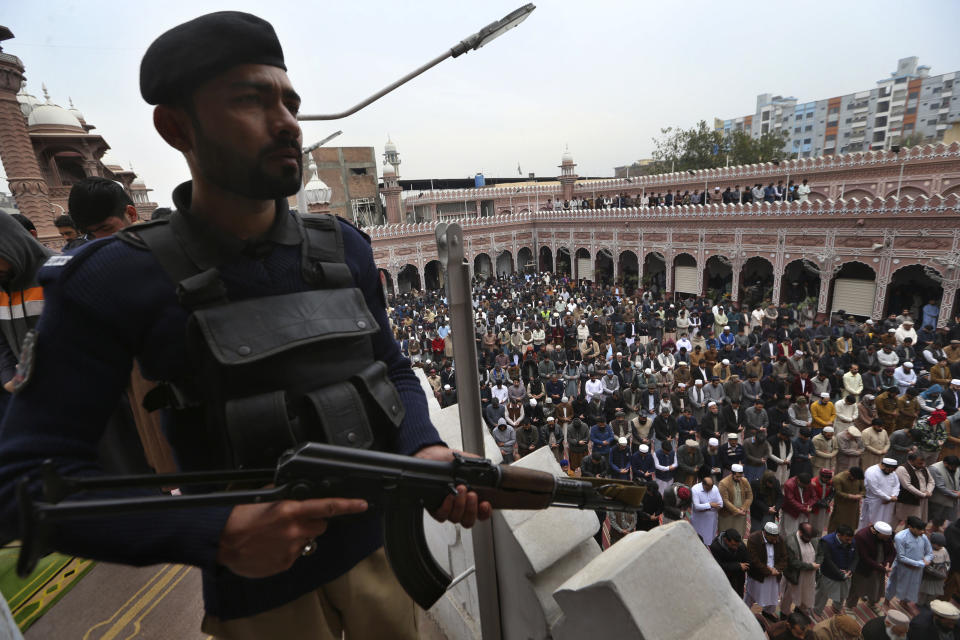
[884,515,933,610]
[690,475,723,544]
[859,458,901,530]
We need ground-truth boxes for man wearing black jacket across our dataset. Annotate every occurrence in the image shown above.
[709,528,750,596]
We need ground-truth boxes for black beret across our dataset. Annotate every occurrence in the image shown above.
[140,11,286,105]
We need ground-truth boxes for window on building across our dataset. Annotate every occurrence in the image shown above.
[929,119,940,126]
[803,138,811,144]
[943,98,951,108]
[843,131,851,137]
[804,125,812,131]
[828,106,839,115]
[945,79,954,89]
[903,123,914,132]
[806,111,813,118]
[761,123,769,133]
[909,91,920,100]
[874,116,887,127]
[794,126,801,133]
[895,77,907,84]
[879,87,891,97]
[350,197,381,226]
[876,101,889,112]
[873,131,885,142]
[795,115,802,121]
[932,87,941,94]
[350,168,368,176]
[906,106,916,114]
[761,111,770,121]
[826,134,837,141]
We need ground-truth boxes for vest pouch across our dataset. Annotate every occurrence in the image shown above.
[188,288,380,397]
[302,383,375,449]
[224,391,297,469]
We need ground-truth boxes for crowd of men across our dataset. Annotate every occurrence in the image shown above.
[389,270,960,638]
[541,178,813,211]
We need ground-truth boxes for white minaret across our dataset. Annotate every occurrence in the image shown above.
[383,136,401,177]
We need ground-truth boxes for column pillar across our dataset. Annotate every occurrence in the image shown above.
[817,272,832,315]
[771,270,784,305]
[0,45,55,241]
[730,259,744,304]
[939,279,958,328]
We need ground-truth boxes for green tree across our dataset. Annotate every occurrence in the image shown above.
[649,121,791,174]
[892,131,926,149]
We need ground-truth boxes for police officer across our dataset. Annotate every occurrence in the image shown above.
[0,11,487,640]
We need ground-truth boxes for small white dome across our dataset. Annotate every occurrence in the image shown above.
[17,83,42,117]
[561,148,574,164]
[385,137,397,153]
[382,163,396,176]
[132,176,146,187]
[304,159,331,204]
[67,97,85,122]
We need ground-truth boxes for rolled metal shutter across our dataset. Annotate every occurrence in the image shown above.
[674,266,698,294]
[831,278,877,317]
[577,258,594,282]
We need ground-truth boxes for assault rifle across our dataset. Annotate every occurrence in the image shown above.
[16,442,645,609]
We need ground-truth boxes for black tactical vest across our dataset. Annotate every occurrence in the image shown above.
[118,211,405,470]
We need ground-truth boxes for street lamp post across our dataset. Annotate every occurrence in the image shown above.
[296,4,536,122]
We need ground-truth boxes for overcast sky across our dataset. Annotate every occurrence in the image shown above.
[6,0,960,207]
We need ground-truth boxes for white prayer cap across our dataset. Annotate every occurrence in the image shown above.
[561,396,568,403]
[795,350,803,355]
[931,600,960,619]
[529,398,537,406]
[882,458,898,467]
[763,522,780,535]
[685,439,698,447]
[847,426,861,437]
[708,401,717,408]
[866,319,874,325]
[616,352,622,356]
[885,610,910,624]
[618,437,628,445]
[731,464,744,473]
[661,367,669,373]
[444,384,451,390]
[678,383,686,389]
[722,359,730,365]
[723,325,730,330]
[903,362,913,368]
[952,379,960,386]
[873,521,893,535]
[639,444,650,453]
[695,379,704,385]
[903,319,914,325]
[644,368,652,374]
[727,432,739,439]
[823,426,834,433]
[547,417,555,422]
[708,438,719,447]
[670,304,675,308]
[820,392,830,398]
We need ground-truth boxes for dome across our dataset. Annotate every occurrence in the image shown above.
[304,159,332,205]
[385,137,397,153]
[17,83,42,117]
[28,103,84,130]
[382,163,396,177]
[67,97,85,123]
[561,148,574,164]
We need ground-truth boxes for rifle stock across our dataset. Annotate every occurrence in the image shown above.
[15,443,644,609]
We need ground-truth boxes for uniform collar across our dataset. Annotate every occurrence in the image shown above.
[171,181,301,260]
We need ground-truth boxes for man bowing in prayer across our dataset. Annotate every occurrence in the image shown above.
[859,458,901,530]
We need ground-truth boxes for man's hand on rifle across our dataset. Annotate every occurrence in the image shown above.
[217,497,369,579]
[415,445,493,529]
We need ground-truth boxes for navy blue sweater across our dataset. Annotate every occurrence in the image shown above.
[0,189,442,619]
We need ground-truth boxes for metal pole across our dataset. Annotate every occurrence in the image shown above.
[436,223,503,640]
[896,160,905,200]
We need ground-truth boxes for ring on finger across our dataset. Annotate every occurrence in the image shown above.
[300,539,317,557]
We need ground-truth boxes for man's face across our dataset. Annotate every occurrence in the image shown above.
[724,537,740,552]
[82,214,131,239]
[788,622,809,639]
[838,533,854,546]
[702,478,713,491]
[881,464,895,475]
[935,615,957,631]
[732,472,743,482]
[57,226,80,241]
[176,64,303,200]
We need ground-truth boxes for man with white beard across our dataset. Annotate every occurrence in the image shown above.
[859,458,901,530]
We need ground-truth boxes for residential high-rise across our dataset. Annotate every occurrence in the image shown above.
[715,57,960,157]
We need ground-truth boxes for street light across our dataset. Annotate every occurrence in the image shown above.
[297,4,536,121]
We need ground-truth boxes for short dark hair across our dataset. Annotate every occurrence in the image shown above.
[906,515,925,529]
[787,611,811,628]
[68,177,134,230]
[849,467,865,479]
[150,207,173,221]
[836,524,854,536]
[10,213,36,233]
[945,456,960,466]
[54,213,78,230]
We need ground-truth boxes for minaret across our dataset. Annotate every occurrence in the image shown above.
[381,137,403,224]
[558,146,577,203]
[0,27,55,239]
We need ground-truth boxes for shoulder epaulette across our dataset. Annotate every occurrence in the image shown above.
[328,214,372,245]
[116,218,171,250]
